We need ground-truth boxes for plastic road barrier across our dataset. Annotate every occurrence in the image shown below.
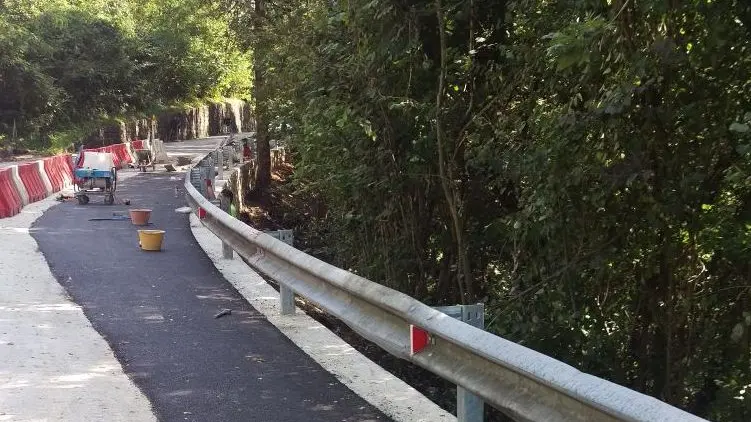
[0,168,23,218]
[18,163,47,203]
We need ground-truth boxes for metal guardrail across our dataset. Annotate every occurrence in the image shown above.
[184,145,707,422]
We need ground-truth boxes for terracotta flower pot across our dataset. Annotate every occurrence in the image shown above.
[129,209,152,226]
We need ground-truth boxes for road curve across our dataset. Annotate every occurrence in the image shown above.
[31,137,388,422]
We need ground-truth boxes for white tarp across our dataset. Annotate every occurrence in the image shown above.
[80,151,115,170]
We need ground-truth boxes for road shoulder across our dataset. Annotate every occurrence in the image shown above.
[188,213,456,422]
[0,196,156,422]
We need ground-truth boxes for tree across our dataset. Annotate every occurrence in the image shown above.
[32,10,140,125]
[251,0,271,191]
[216,0,300,192]
[0,15,61,149]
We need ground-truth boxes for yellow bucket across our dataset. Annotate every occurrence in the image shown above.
[138,230,165,251]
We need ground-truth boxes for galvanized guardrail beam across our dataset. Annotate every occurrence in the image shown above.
[185,147,707,422]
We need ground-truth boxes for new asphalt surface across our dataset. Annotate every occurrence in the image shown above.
[31,170,388,422]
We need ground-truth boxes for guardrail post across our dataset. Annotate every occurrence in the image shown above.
[197,163,206,197]
[433,304,485,422]
[274,230,296,315]
[280,284,295,315]
[217,148,224,180]
[218,194,234,259]
[206,155,216,199]
[203,160,211,197]
[458,304,484,422]
[212,151,218,180]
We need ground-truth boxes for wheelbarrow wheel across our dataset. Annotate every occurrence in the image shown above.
[78,195,89,205]
[104,194,114,205]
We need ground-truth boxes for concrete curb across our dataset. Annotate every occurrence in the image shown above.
[188,213,455,422]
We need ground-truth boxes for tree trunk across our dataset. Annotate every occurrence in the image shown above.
[435,0,474,303]
[253,0,272,191]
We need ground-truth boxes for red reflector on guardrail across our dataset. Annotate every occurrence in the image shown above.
[198,207,207,219]
[205,179,215,200]
[410,325,431,355]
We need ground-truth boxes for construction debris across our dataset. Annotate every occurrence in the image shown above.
[214,309,232,319]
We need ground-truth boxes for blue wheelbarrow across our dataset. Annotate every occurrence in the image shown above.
[73,151,118,205]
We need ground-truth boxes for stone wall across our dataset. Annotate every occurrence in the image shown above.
[84,99,254,147]
[159,99,253,142]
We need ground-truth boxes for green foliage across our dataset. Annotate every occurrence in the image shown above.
[31,10,140,123]
[0,0,251,151]
[0,14,61,146]
[133,0,252,103]
[46,123,99,152]
[251,0,751,419]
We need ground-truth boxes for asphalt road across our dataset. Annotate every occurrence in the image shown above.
[31,166,388,422]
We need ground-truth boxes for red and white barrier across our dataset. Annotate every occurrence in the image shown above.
[36,160,54,195]
[1,139,155,218]
[19,162,49,202]
[110,143,132,166]
[8,165,30,205]
[43,155,74,193]
[0,168,23,218]
[125,142,138,164]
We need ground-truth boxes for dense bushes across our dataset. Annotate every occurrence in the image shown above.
[249,0,751,419]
